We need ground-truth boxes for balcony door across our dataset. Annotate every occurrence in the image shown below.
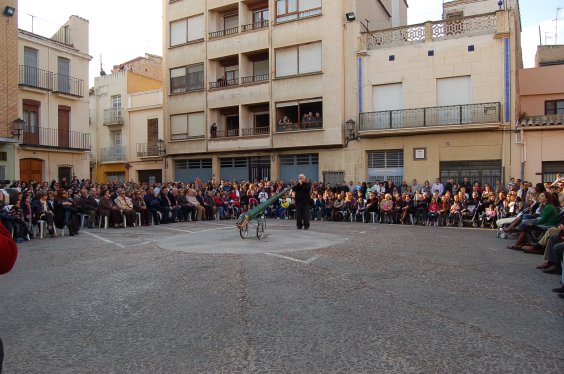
[23,47,38,87]
[23,99,40,145]
[57,57,71,93]
[147,118,158,156]
[58,106,70,148]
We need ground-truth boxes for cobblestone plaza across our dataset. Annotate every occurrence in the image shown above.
[1,220,563,373]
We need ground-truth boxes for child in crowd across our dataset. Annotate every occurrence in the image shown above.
[428,197,439,226]
[483,203,497,228]
[448,196,461,226]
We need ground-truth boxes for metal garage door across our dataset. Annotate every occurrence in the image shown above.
[280,154,319,183]
[367,150,404,185]
[220,157,249,182]
[174,159,212,183]
[440,160,501,187]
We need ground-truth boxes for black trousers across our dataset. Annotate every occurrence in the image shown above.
[296,203,310,229]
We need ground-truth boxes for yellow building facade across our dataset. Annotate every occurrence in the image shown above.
[16,15,91,183]
[90,54,164,183]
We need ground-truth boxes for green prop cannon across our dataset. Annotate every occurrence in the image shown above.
[236,184,296,239]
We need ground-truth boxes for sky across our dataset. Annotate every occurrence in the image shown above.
[16,0,564,87]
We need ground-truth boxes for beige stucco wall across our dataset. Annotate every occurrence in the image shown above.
[519,65,564,115]
[127,89,164,162]
[16,148,90,181]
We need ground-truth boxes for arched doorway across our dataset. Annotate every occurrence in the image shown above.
[20,158,43,183]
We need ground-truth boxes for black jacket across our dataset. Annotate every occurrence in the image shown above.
[293,182,311,206]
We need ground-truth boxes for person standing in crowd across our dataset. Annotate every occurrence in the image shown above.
[0,220,18,373]
[293,174,311,230]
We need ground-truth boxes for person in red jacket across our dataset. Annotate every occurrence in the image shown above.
[0,220,18,374]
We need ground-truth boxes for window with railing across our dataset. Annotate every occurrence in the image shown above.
[276,98,323,132]
[275,41,322,78]
[275,0,322,23]
[170,63,204,94]
[170,15,204,47]
[170,112,205,140]
[210,13,239,39]
[242,8,269,31]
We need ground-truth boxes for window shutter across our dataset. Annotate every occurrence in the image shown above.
[276,47,298,77]
[188,112,205,137]
[298,42,322,74]
[170,114,188,135]
[171,20,187,46]
[188,15,204,41]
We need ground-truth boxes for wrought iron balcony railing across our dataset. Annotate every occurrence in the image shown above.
[241,127,270,136]
[104,108,124,125]
[241,20,269,32]
[136,143,160,157]
[52,73,84,97]
[359,102,501,131]
[210,129,240,139]
[209,78,239,89]
[241,74,269,84]
[209,26,239,39]
[276,121,323,132]
[18,65,53,91]
[20,126,90,150]
[99,146,127,162]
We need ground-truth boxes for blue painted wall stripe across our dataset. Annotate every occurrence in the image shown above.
[504,38,511,123]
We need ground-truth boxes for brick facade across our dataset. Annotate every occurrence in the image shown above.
[0,0,18,138]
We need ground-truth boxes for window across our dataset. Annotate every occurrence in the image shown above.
[110,130,123,147]
[0,152,7,161]
[436,76,472,125]
[276,98,323,131]
[440,160,501,187]
[170,63,204,93]
[372,83,403,111]
[111,95,122,116]
[224,13,238,30]
[253,60,269,76]
[275,42,322,78]
[276,0,321,22]
[170,112,205,140]
[57,57,70,93]
[545,100,564,115]
[106,172,125,184]
[22,99,40,145]
[367,150,404,185]
[170,15,204,47]
[23,47,38,87]
[542,161,564,183]
[253,8,269,25]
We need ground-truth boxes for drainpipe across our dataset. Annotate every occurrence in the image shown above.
[520,128,526,180]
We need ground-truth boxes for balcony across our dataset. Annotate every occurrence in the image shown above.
[209,78,239,90]
[241,20,269,32]
[241,74,269,85]
[276,121,323,132]
[241,127,270,136]
[361,13,497,50]
[52,74,84,97]
[18,65,53,91]
[359,102,501,134]
[99,146,127,163]
[103,108,124,126]
[276,7,322,24]
[209,26,239,39]
[211,129,240,139]
[20,127,90,151]
[136,143,160,158]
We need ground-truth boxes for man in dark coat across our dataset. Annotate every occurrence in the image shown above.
[292,174,311,230]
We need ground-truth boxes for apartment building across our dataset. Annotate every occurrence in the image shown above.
[163,0,391,183]
[351,0,522,187]
[516,45,564,183]
[16,15,92,182]
[0,0,19,182]
[90,54,163,183]
[163,0,521,185]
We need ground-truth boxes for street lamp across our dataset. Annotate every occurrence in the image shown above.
[344,119,358,146]
[3,6,15,17]
[12,117,25,138]
[157,139,166,155]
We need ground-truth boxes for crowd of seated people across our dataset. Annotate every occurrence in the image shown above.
[1,175,562,244]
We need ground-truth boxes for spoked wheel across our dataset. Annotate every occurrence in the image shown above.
[240,225,249,239]
[256,222,265,240]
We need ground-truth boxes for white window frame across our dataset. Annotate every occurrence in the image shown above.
[275,41,322,78]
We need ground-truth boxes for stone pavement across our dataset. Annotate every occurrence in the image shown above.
[0,220,563,373]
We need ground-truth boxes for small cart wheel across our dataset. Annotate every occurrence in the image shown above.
[240,225,249,239]
[256,222,265,240]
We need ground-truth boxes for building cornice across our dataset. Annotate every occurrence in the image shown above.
[18,29,92,61]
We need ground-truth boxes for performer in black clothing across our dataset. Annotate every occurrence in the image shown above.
[293,174,311,230]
